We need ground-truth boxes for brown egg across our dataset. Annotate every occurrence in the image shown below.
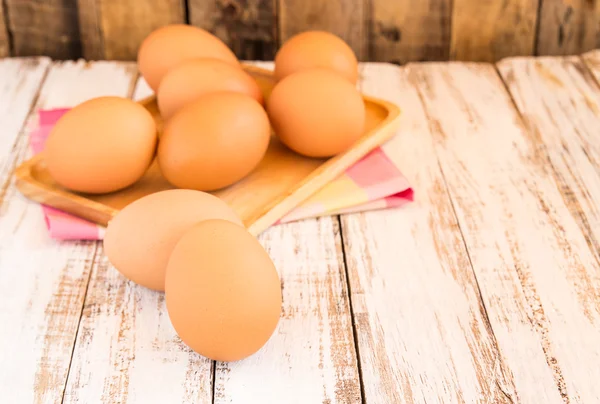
[137,24,240,91]
[275,31,358,84]
[44,96,156,194]
[158,92,270,191]
[165,219,282,361]
[157,58,263,120]
[267,68,365,158]
[103,189,243,291]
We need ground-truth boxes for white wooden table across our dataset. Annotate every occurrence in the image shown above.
[1,53,600,404]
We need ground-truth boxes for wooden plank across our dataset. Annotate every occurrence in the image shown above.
[62,75,213,404]
[0,59,136,403]
[214,218,361,403]
[582,49,600,85]
[63,249,214,403]
[188,0,277,60]
[369,0,451,64]
[498,56,600,247]
[77,0,185,60]
[450,0,539,61]
[340,63,518,403]
[278,0,366,60]
[537,0,600,56]
[496,57,600,402]
[410,61,600,403]
[4,0,81,59]
[0,3,10,57]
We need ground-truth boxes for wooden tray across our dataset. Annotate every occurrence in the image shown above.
[15,65,401,236]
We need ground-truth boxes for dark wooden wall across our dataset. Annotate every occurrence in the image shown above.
[0,0,598,63]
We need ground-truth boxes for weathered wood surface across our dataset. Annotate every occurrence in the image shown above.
[0,1,599,61]
[0,59,136,403]
[369,0,451,64]
[537,0,600,56]
[410,61,600,402]
[496,55,600,401]
[582,49,600,85]
[188,0,278,61]
[2,56,600,402]
[450,0,539,62]
[341,63,515,403]
[4,0,81,59]
[278,0,366,61]
[76,0,186,60]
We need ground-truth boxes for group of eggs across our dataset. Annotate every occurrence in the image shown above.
[44,24,364,195]
[43,24,365,362]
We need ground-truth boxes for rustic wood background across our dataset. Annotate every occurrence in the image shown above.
[0,0,598,63]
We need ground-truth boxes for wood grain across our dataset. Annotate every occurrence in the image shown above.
[63,248,214,403]
[0,59,137,403]
[215,218,361,404]
[0,57,51,403]
[582,49,600,85]
[0,3,9,57]
[410,61,600,402]
[278,0,366,60]
[369,0,451,63]
[4,0,81,59]
[450,0,539,61]
[188,0,277,60]
[340,62,517,403]
[497,56,600,402]
[77,0,185,60]
[537,0,600,56]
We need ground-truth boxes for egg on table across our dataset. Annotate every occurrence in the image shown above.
[158,92,271,191]
[157,58,263,120]
[137,24,240,91]
[274,30,359,84]
[103,189,243,291]
[165,219,282,362]
[44,96,157,194]
[267,68,365,158]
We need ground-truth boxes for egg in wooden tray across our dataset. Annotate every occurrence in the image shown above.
[15,24,401,362]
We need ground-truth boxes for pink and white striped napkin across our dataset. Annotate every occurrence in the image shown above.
[29,109,413,240]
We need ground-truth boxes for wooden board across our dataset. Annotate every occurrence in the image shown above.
[582,49,600,84]
[0,59,137,404]
[4,0,81,59]
[410,61,600,402]
[537,0,600,56]
[370,0,451,64]
[341,62,517,403]
[188,0,277,60]
[450,0,539,61]
[14,64,401,236]
[278,0,366,61]
[77,0,186,60]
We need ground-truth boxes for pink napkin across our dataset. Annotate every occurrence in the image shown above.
[29,109,413,240]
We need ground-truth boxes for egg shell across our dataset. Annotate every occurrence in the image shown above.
[137,24,240,91]
[44,96,157,194]
[274,30,358,84]
[165,219,282,362]
[157,58,263,120]
[103,189,243,291]
[267,68,365,158]
[158,92,271,191]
